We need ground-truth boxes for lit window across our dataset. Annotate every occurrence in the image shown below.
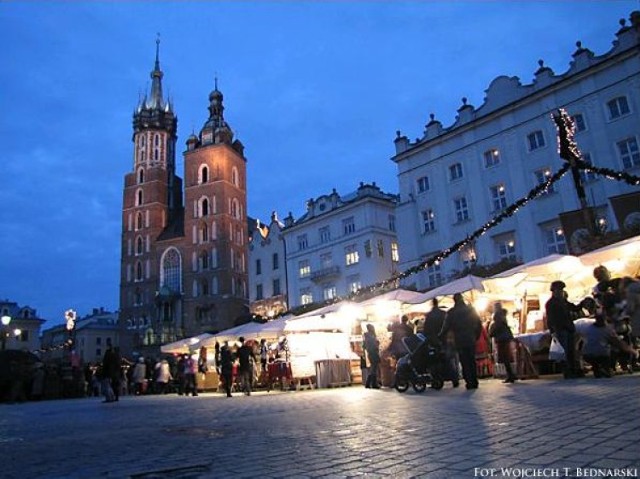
[300,288,313,305]
[484,149,500,168]
[343,217,355,235]
[607,96,630,120]
[422,209,436,233]
[417,176,430,193]
[391,242,399,263]
[449,163,463,181]
[527,130,545,151]
[323,285,337,301]
[498,239,517,261]
[345,245,359,266]
[299,260,310,278]
[545,228,567,255]
[454,197,469,222]
[617,137,640,169]
[572,113,587,132]
[490,184,507,211]
[534,168,555,194]
[347,275,361,294]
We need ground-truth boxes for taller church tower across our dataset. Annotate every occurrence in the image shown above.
[120,42,249,354]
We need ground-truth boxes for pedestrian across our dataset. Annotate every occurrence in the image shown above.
[488,304,517,383]
[439,293,483,390]
[388,315,413,360]
[363,324,381,389]
[184,354,198,397]
[423,298,446,346]
[237,337,256,396]
[132,357,147,395]
[260,339,269,373]
[101,342,121,402]
[155,359,172,394]
[219,341,235,397]
[545,280,585,379]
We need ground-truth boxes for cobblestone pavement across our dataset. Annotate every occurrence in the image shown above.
[1,375,639,479]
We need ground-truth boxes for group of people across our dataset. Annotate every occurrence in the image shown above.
[361,264,640,391]
[546,266,640,379]
[362,293,485,391]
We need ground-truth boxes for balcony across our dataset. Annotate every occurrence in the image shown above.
[310,265,340,282]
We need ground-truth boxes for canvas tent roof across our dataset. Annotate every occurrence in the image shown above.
[160,333,215,354]
[200,316,290,346]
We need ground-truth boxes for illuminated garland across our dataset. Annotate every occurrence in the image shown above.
[573,158,640,186]
[335,161,574,303]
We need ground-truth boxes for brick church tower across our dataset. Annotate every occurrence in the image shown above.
[119,41,249,354]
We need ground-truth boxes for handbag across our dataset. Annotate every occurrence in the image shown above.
[548,336,565,362]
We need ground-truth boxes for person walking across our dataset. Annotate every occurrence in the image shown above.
[101,342,120,402]
[184,354,198,397]
[219,341,235,397]
[439,293,483,390]
[236,337,256,396]
[154,359,172,394]
[423,298,446,346]
[488,305,517,383]
[131,357,147,395]
[363,324,381,389]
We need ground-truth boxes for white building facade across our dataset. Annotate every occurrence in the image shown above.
[283,182,400,309]
[248,212,288,318]
[393,12,640,291]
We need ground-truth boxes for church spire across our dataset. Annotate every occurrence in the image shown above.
[148,34,164,110]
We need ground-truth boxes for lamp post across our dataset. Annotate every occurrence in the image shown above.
[1,315,12,351]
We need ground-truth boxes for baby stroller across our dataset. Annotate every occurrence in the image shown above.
[394,333,444,393]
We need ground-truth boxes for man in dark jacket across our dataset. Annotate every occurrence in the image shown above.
[439,293,483,389]
[545,280,584,379]
[219,341,234,398]
[423,298,446,346]
[236,337,256,396]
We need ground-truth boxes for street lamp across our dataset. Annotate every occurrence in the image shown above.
[1,315,12,351]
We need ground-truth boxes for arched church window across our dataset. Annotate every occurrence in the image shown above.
[136,212,143,230]
[201,198,209,217]
[136,261,143,281]
[136,236,144,255]
[161,248,181,292]
[232,167,239,187]
[137,189,143,206]
[201,165,209,184]
[138,168,144,184]
[200,223,209,243]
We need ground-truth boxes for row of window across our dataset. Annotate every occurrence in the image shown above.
[136,132,166,167]
[197,164,241,188]
[416,123,637,195]
[420,141,638,234]
[296,215,396,251]
[255,278,282,300]
[297,241,399,278]
[299,276,362,305]
[255,254,279,275]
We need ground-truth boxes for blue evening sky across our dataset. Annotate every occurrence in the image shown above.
[0,2,635,325]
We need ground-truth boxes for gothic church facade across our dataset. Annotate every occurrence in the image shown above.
[120,42,249,352]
